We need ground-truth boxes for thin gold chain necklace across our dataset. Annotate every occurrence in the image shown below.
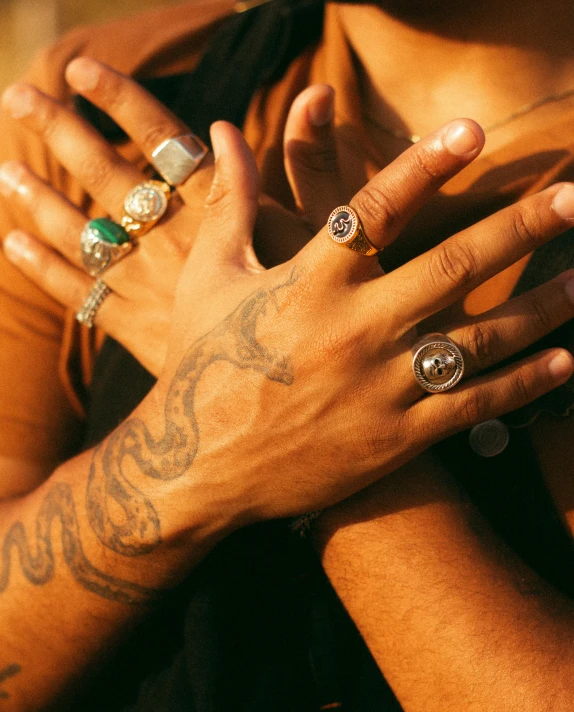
[363,87,574,144]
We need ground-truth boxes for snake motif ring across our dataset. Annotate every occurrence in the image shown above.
[327,205,380,256]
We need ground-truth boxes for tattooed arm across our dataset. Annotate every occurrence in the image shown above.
[0,395,232,708]
[1,117,574,708]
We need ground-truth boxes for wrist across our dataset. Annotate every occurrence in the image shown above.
[131,388,244,569]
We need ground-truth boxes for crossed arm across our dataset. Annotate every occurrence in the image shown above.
[0,57,572,710]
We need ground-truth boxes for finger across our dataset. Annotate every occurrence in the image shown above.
[192,121,261,273]
[1,82,142,218]
[412,348,574,441]
[381,182,574,331]
[447,270,574,377]
[64,58,214,202]
[300,119,484,282]
[2,230,121,328]
[0,161,87,267]
[283,84,345,231]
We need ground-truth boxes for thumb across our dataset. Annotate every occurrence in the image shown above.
[192,120,262,273]
[284,84,346,232]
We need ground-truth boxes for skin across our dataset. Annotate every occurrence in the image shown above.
[0,103,569,706]
[0,1,572,708]
[340,0,574,157]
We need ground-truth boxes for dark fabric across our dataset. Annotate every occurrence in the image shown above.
[74,0,325,147]
[77,1,574,710]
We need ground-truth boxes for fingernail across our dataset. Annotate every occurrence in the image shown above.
[210,123,222,160]
[308,88,334,127]
[1,85,35,118]
[552,184,574,220]
[3,231,36,264]
[0,162,26,197]
[66,58,100,92]
[548,350,574,380]
[444,122,479,156]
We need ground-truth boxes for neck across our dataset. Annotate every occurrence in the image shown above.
[337,0,574,150]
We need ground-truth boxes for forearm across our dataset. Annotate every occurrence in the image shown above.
[315,456,574,712]
[0,390,228,710]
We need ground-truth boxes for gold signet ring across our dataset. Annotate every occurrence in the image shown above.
[327,205,380,256]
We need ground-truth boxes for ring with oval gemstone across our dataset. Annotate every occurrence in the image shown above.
[120,180,171,238]
[326,205,380,256]
[80,217,133,277]
[412,333,465,393]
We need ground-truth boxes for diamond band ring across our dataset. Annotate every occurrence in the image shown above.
[76,279,112,329]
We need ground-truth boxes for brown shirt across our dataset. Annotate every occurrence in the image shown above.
[0,0,572,527]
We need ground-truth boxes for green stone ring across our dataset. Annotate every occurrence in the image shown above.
[80,218,133,276]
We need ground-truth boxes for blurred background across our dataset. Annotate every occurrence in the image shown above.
[0,0,183,90]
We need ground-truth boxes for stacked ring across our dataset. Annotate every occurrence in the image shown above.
[151,133,208,186]
[121,180,171,237]
[76,279,111,329]
[412,333,465,393]
[80,217,133,277]
[327,205,380,256]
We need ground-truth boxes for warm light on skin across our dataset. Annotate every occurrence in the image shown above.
[337,0,574,155]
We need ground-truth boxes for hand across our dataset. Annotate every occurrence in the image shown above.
[1,59,574,521]
[138,119,574,523]
[0,58,313,375]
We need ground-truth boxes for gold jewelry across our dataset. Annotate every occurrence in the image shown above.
[121,180,171,238]
[364,87,574,145]
[327,205,380,256]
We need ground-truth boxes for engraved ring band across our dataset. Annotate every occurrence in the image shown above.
[76,278,112,329]
[326,205,380,256]
[412,333,465,393]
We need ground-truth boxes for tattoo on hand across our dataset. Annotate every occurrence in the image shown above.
[0,274,296,605]
[0,664,21,700]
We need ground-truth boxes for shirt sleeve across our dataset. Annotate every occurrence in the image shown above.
[0,0,231,467]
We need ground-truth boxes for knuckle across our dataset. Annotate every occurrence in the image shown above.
[353,183,400,236]
[528,293,554,333]
[37,101,60,141]
[461,321,499,367]
[78,153,117,193]
[512,368,532,406]
[459,388,491,428]
[204,173,232,210]
[510,205,542,247]
[139,123,172,152]
[428,240,479,293]
[288,140,339,175]
[98,79,129,114]
[410,143,441,181]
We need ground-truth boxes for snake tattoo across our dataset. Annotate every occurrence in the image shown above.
[0,273,297,605]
